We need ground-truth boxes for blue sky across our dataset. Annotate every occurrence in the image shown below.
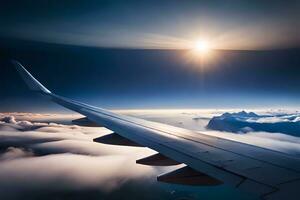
[0,43,299,111]
[0,0,299,111]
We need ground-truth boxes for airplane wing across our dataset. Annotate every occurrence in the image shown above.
[13,60,300,200]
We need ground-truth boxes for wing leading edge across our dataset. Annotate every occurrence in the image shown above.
[13,61,300,200]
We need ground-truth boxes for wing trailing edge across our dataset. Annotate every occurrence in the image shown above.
[136,153,181,166]
[157,166,223,186]
[93,133,143,147]
[72,117,103,127]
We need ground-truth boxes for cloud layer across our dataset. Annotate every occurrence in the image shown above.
[0,110,299,200]
[0,113,174,200]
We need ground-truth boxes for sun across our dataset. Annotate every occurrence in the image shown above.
[185,39,215,66]
[194,40,210,52]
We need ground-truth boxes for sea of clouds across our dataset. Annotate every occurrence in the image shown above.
[0,113,179,200]
[0,110,299,200]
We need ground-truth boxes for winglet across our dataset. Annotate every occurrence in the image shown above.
[12,60,51,94]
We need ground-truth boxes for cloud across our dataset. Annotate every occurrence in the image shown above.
[1,111,299,200]
[0,147,34,161]
[207,111,300,136]
[198,110,300,155]
[0,153,156,198]
[0,113,169,200]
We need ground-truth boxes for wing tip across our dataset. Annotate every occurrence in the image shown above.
[12,60,51,94]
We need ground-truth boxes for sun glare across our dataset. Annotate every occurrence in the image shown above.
[194,40,210,52]
[184,39,216,68]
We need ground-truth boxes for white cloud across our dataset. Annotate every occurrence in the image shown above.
[0,147,34,161]
[0,113,162,199]
[0,153,154,191]
[0,110,299,200]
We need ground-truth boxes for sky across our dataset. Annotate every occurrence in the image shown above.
[0,0,299,50]
[0,0,300,112]
[1,45,300,112]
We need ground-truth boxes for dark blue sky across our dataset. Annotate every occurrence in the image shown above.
[0,1,299,111]
[0,39,300,112]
